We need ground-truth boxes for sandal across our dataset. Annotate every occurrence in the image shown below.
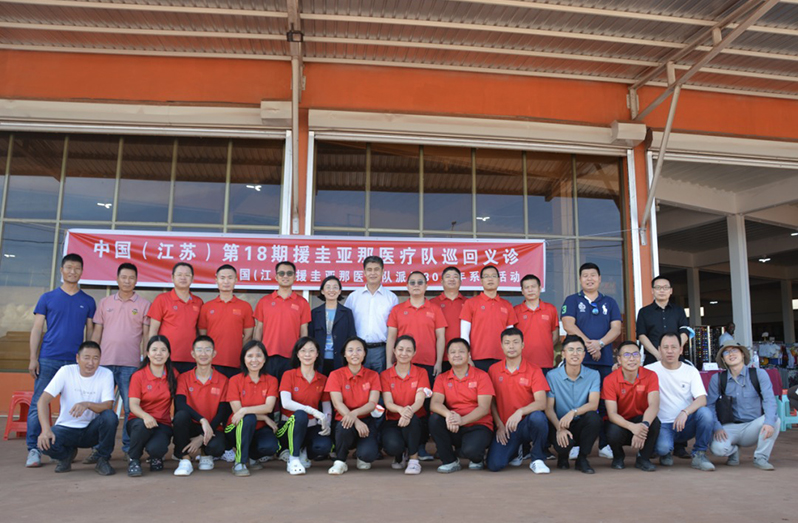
[287,460,306,475]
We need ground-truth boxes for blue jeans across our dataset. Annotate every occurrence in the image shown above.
[103,364,136,453]
[487,411,549,471]
[27,358,74,451]
[41,410,118,461]
[656,406,714,456]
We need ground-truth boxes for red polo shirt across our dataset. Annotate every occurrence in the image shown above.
[254,291,311,358]
[432,366,495,429]
[601,367,659,420]
[513,301,559,369]
[128,366,177,426]
[324,366,381,421]
[198,296,255,368]
[459,293,518,361]
[488,359,549,425]
[278,368,330,417]
[176,369,229,430]
[148,290,203,364]
[431,293,468,345]
[226,373,278,429]
[387,299,447,366]
[380,365,431,421]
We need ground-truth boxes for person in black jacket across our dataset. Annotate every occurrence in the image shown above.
[308,276,357,375]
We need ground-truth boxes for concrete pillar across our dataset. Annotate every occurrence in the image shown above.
[782,280,796,344]
[727,214,752,347]
[686,267,701,327]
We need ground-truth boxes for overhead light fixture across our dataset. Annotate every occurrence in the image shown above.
[758,257,771,263]
[246,185,262,192]
[792,232,798,237]
[3,254,15,258]
[96,202,112,209]
[710,301,718,305]
[476,216,490,222]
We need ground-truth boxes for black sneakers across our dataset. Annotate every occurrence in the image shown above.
[150,457,164,472]
[95,456,116,476]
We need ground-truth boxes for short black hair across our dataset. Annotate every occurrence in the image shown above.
[520,274,540,287]
[501,327,524,342]
[446,337,471,354]
[651,275,670,287]
[240,340,269,376]
[407,271,427,283]
[216,264,237,275]
[193,335,214,349]
[395,335,416,351]
[290,337,320,369]
[659,332,681,346]
[614,340,640,359]
[77,340,101,355]
[117,262,137,277]
[275,260,296,273]
[480,265,499,278]
[363,256,384,270]
[61,253,84,268]
[340,336,368,358]
[579,262,600,277]
[562,334,586,350]
[318,275,343,300]
[442,266,461,278]
[172,262,194,276]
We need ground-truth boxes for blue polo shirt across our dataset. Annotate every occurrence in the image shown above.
[546,365,600,419]
[561,291,622,366]
[34,288,96,361]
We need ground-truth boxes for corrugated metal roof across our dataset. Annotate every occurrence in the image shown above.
[662,160,798,192]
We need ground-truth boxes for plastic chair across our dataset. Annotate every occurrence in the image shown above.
[779,390,798,432]
[4,391,53,440]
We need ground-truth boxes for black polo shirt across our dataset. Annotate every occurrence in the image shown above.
[635,301,689,365]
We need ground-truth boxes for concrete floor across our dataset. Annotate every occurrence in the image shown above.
[1,420,795,523]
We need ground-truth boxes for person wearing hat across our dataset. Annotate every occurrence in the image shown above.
[706,339,779,471]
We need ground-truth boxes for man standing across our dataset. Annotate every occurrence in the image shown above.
[87,262,151,462]
[561,262,622,458]
[544,335,601,474]
[719,322,735,345]
[148,262,203,374]
[707,340,779,471]
[199,264,254,378]
[459,265,518,372]
[26,253,96,468]
[514,274,559,374]
[344,256,398,374]
[486,328,550,474]
[431,266,468,346]
[636,276,689,365]
[646,332,715,471]
[254,261,310,381]
[603,341,661,472]
[36,341,117,475]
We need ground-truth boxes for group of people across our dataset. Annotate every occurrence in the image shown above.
[24,253,781,477]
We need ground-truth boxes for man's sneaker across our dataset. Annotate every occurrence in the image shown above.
[392,452,408,470]
[82,449,100,465]
[674,445,691,459]
[232,463,250,477]
[356,458,372,470]
[509,446,524,467]
[753,458,775,471]
[437,459,462,473]
[726,447,740,466]
[611,457,625,470]
[569,446,580,460]
[598,445,614,459]
[574,457,595,474]
[199,455,214,471]
[221,449,236,463]
[405,459,422,475]
[95,457,116,476]
[468,460,484,470]
[174,459,194,476]
[417,445,434,461]
[659,452,674,466]
[691,451,715,471]
[54,457,72,473]
[128,459,143,477]
[299,448,312,469]
[248,459,263,471]
[149,457,163,472]
[26,448,42,468]
[530,459,550,474]
[328,460,348,475]
[557,455,570,470]
[635,456,656,472]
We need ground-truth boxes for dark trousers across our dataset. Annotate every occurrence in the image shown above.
[322,359,336,376]
[487,411,549,471]
[171,410,226,459]
[213,365,240,379]
[333,417,379,464]
[473,359,499,373]
[266,355,292,383]
[606,416,661,461]
[382,416,424,458]
[549,410,601,459]
[41,409,118,461]
[583,363,612,448]
[227,413,280,465]
[172,361,196,374]
[126,418,173,461]
[428,413,493,465]
[277,410,333,459]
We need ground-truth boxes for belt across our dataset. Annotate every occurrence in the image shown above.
[365,342,385,348]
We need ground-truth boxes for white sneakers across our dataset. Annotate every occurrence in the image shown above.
[221,449,236,463]
[392,451,408,470]
[530,459,551,474]
[328,460,348,475]
[299,448,312,469]
[198,456,214,471]
[404,459,422,475]
[287,456,306,475]
[598,445,614,459]
[569,447,580,460]
[356,458,372,470]
[174,459,194,476]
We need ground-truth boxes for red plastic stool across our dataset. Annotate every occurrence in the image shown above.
[4,391,53,440]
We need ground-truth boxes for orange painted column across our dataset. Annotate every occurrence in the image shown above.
[296,108,310,235]
[634,141,654,307]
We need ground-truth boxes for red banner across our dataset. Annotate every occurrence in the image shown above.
[64,230,545,291]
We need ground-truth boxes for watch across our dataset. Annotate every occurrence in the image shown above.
[641,421,650,428]
[599,340,605,348]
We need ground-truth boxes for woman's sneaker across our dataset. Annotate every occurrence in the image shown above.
[149,457,164,472]
[328,460,348,475]
[174,459,194,476]
[128,459,143,477]
[198,456,214,471]
[404,459,422,475]
[232,463,250,477]
[437,459,462,473]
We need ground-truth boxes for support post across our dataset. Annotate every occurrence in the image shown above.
[727,214,752,347]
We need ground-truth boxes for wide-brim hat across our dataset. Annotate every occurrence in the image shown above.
[716,339,751,369]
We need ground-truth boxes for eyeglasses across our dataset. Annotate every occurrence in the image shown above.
[620,351,641,359]
[653,285,672,291]
[407,280,426,286]
[564,347,585,354]
[481,274,499,279]
[722,349,741,357]
[277,270,295,277]
[193,347,214,354]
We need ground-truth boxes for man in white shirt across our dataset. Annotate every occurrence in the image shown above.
[344,256,398,373]
[36,341,117,475]
[645,332,715,471]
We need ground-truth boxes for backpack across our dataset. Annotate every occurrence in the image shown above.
[715,368,762,425]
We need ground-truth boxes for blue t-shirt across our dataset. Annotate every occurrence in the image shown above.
[324,308,336,360]
[561,291,622,366]
[34,288,96,361]
[546,365,601,419]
